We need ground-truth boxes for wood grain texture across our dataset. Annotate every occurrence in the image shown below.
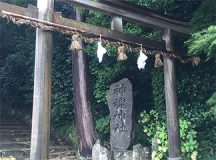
[0,2,165,51]
[30,0,54,159]
[163,28,182,159]
[72,8,96,158]
[59,0,190,35]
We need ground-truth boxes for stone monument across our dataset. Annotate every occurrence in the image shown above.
[107,78,133,150]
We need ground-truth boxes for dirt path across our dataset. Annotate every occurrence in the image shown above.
[0,117,77,160]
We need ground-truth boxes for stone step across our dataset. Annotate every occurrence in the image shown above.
[0,125,29,129]
[0,145,73,153]
[0,141,57,146]
[0,141,31,145]
[0,117,77,160]
[0,132,31,137]
[50,155,77,160]
[49,150,76,157]
[0,147,76,159]
[0,143,31,150]
[0,122,22,125]
[0,136,30,144]
[1,138,53,145]
[0,129,31,134]
[0,136,31,143]
[1,152,77,160]
[49,146,74,153]
[0,147,29,152]
[16,158,30,160]
[0,150,27,158]
[49,150,77,160]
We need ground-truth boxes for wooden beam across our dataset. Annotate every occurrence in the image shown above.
[0,2,37,18]
[163,28,182,159]
[58,0,191,35]
[30,0,54,159]
[53,14,165,51]
[0,2,166,51]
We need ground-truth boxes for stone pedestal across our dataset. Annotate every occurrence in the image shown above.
[92,140,111,160]
[92,142,150,160]
[113,150,133,160]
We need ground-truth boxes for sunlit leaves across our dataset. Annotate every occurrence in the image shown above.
[187,26,216,60]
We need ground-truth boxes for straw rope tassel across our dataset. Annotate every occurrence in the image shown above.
[192,57,201,67]
[154,53,163,68]
[117,46,128,61]
[69,34,82,51]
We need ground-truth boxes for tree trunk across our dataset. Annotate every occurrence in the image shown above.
[30,0,54,159]
[72,8,96,158]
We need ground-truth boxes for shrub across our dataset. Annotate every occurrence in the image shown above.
[95,115,110,147]
[54,123,78,146]
[139,110,198,160]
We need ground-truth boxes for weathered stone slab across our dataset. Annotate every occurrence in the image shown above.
[133,144,142,160]
[143,147,150,160]
[114,150,133,160]
[92,140,111,160]
[107,78,133,150]
[92,141,150,160]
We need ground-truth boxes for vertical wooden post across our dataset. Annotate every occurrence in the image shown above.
[111,16,123,32]
[163,28,182,160]
[72,8,96,158]
[30,0,54,159]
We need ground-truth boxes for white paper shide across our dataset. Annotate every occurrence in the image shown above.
[97,42,107,63]
[137,50,148,69]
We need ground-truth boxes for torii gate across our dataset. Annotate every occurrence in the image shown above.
[0,0,192,159]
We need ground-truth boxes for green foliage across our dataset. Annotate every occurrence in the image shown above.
[198,151,216,160]
[85,11,110,27]
[129,0,201,20]
[207,92,216,105]
[123,22,142,35]
[207,93,216,111]
[191,0,216,32]
[151,60,216,111]
[186,0,216,68]
[51,33,74,128]
[0,157,16,160]
[54,123,78,146]
[195,93,216,159]
[151,61,216,159]
[0,19,35,108]
[95,115,110,137]
[151,68,165,109]
[187,26,216,59]
[95,115,110,146]
[139,110,198,160]
[0,0,36,7]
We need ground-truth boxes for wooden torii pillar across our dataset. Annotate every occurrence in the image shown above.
[30,0,54,159]
[163,28,182,160]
